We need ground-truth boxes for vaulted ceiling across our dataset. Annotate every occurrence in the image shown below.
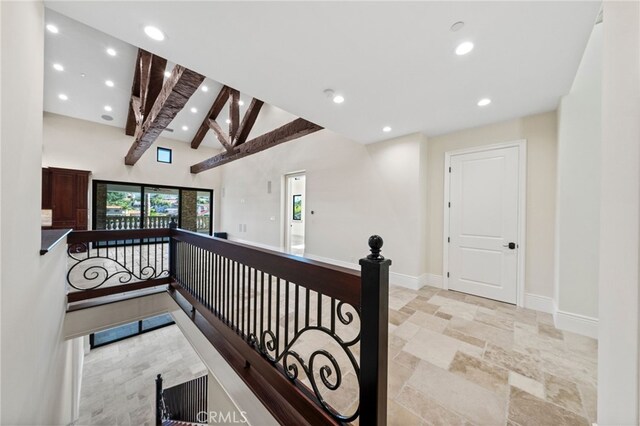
[45,1,600,145]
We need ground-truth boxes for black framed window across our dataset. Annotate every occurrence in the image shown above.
[157,147,172,163]
[93,179,214,235]
[90,313,175,349]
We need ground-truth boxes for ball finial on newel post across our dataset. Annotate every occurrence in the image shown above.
[367,235,384,260]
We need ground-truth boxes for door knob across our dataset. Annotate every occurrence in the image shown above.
[503,242,517,250]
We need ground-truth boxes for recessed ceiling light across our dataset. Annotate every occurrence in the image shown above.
[46,24,59,34]
[190,107,198,113]
[238,100,245,106]
[106,47,117,56]
[104,105,112,112]
[164,71,171,78]
[450,21,465,32]
[80,73,86,78]
[225,119,231,124]
[182,125,189,131]
[382,126,392,132]
[477,98,492,107]
[105,80,114,87]
[333,95,345,104]
[455,41,474,56]
[58,94,68,101]
[144,25,165,41]
[201,85,208,92]
[53,63,64,71]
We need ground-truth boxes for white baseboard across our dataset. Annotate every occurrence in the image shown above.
[554,309,599,339]
[524,293,555,314]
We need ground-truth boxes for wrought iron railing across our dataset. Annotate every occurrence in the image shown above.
[65,227,390,425]
[156,374,208,425]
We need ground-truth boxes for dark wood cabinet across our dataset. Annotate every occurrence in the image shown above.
[42,167,90,230]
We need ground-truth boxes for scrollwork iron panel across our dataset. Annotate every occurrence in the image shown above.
[67,239,170,290]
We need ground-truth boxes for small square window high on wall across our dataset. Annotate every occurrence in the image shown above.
[157,147,172,164]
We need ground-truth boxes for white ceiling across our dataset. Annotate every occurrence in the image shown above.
[45,1,600,144]
[43,9,295,150]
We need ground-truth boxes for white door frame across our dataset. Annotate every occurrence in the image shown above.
[281,171,306,253]
[442,139,527,307]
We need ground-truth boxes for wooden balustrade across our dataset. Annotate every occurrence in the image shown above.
[66,226,389,425]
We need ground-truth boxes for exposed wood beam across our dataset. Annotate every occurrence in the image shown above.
[190,86,230,149]
[125,50,142,136]
[228,89,240,141]
[125,65,205,166]
[191,118,322,173]
[207,119,234,152]
[125,49,167,136]
[233,98,264,147]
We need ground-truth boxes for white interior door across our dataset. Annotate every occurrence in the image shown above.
[447,145,521,304]
[285,173,306,255]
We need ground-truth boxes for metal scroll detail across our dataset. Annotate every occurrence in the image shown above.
[249,301,361,423]
[66,242,169,290]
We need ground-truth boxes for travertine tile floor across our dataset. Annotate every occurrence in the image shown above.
[77,285,597,426]
[77,325,206,426]
[386,285,597,426]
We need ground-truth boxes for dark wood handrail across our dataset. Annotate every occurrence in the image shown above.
[172,228,361,307]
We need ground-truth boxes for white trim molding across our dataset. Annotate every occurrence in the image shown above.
[554,309,599,339]
[424,273,443,289]
[524,293,555,314]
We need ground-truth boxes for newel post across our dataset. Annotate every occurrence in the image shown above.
[359,235,391,426]
[169,219,177,279]
[155,374,163,426]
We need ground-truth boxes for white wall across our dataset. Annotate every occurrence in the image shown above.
[555,23,601,330]
[42,112,222,228]
[597,1,640,423]
[0,2,77,424]
[427,111,558,300]
[218,130,429,285]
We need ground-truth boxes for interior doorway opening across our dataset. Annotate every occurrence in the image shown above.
[284,172,306,255]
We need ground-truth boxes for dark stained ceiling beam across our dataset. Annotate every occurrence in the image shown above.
[207,119,234,152]
[190,86,230,149]
[124,65,205,166]
[125,49,167,136]
[191,118,322,173]
[233,98,264,147]
[228,89,240,141]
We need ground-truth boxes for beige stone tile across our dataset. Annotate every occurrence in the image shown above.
[536,311,555,325]
[576,380,597,424]
[538,323,564,340]
[448,317,514,349]
[388,399,424,426]
[544,373,584,415]
[395,385,468,425]
[475,310,514,331]
[508,387,590,426]
[400,305,417,316]
[435,311,453,320]
[393,320,421,340]
[388,360,416,399]
[443,328,486,349]
[405,296,440,314]
[390,309,411,326]
[484,343,543,381]
[435,290,469,302]
[408,310,449,333]
[449,351,509,394]
[563,331,597,360]
[389,291,418,310]
[508,371,545,400]
[408,360,507,425]
[404,328,483,370]
[393,350,421,371]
